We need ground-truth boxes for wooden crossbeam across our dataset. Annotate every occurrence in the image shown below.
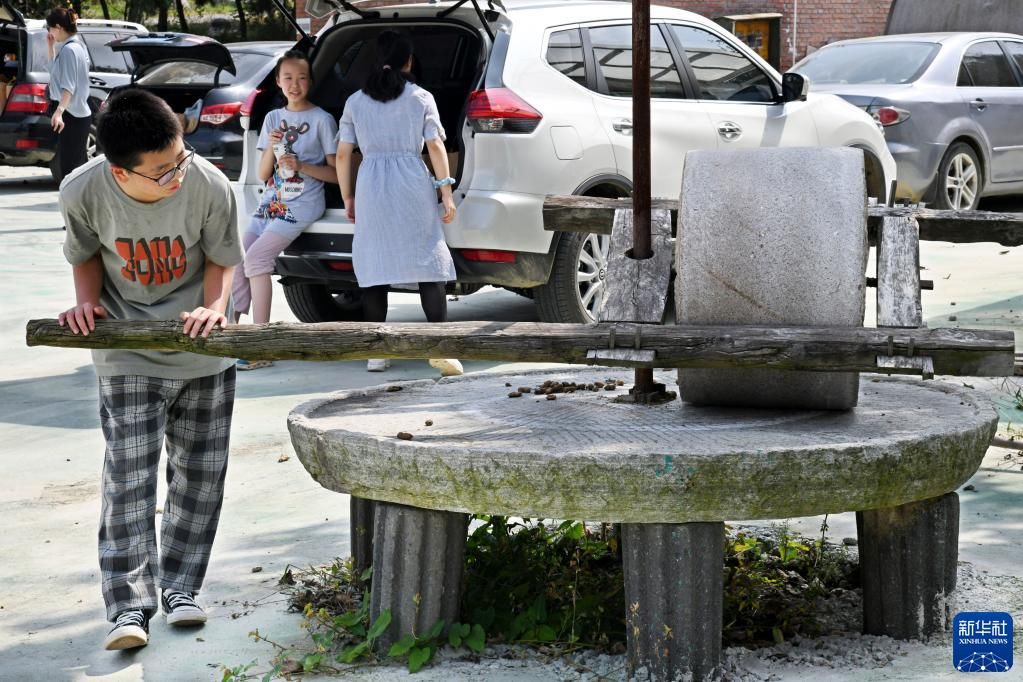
[25,319,1015,377]
[542,195,1023,246]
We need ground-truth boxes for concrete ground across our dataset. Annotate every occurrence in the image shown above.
[1,166,1021,681]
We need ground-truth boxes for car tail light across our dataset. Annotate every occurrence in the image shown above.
[867,105,910,127]
[460,249,517,263]
[327,260,354,271]
[466,88,542,133]
[240,89,261,118]
[239,89,262,131]
[200,102,242,125]
[15,139,39,149]
[6,83,48,114]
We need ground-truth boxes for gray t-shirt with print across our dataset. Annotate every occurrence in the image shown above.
[255,106,338,226]
[60,154,243,380]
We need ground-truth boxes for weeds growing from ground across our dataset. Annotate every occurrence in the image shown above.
[220,516,857,679]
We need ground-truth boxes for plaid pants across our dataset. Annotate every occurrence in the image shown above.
[97,367,235,621]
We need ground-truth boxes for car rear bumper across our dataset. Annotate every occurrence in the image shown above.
[888,141,946,202]
[0,116,57,166]
[274,202,558,290]
[186,126,243,180]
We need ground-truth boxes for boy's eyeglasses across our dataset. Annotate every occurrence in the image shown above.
[125,145,196,186]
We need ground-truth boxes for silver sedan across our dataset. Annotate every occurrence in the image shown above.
[793,33,1023,209]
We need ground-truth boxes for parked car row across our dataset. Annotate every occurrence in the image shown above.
[7,0,1022,325]
[0,0,288,181]
[105,0,895,324]
[0,0,144,181]
[794,32,1023,210]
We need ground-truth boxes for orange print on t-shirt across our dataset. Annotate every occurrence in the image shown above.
[115,236,187,286]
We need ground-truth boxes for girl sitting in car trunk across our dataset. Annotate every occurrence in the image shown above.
[232,50,338,370]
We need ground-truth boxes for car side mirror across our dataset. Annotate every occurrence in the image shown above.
[782,72,809,103]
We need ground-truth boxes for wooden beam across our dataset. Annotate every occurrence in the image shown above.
[24,319,1015,377]
[542,195,1023,246]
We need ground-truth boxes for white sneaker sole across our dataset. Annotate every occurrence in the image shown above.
[104,625,148,650]
[166,608,207,626]
[429,359,464,377]
[367,359,390,372]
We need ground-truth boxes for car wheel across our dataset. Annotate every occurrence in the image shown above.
[86,125,99,159]
[934,142,981,210]
[282,283,364,322]
[534,231,610,323]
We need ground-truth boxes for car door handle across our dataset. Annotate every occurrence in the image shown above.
[971,98,987,112]
[717,121,742,141]
[89,77,107,87]
[612,118,633,135]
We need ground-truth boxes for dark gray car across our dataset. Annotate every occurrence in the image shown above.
[793,32,1023,209]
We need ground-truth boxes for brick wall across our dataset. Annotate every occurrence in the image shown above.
[664,0,893,70]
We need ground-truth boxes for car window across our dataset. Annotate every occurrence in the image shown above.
[959,40,1018,87]
[588,24,684,98]
[28,31,48,73]
[793,41,940,85]
[81,32,130,74]
[546,28,586,87]
[1003,41,1023,78]
[670,24,776,102]
[136,51,270,86]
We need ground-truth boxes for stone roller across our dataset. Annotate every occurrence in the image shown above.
[675,146,869,409]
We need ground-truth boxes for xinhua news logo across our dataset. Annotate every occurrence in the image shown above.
[953,612,1013,673]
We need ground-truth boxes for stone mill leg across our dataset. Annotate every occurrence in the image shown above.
[350,496,375,578]
[369,501,469,650]
[856,492,959,639]
[623,522,724,681]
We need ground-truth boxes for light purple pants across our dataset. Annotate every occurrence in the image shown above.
[231,230,293,316]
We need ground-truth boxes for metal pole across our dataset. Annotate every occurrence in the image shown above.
[632,0,654,395]
[632,0,652,261]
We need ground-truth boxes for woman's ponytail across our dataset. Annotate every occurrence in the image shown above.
[364,30,414,102]
[45,7,79,34]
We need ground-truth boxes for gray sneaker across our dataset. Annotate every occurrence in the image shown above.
[161,590,207,626]
[104,609,149,650]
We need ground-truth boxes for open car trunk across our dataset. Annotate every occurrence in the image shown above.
[108,33,237,130]
[247,20,486,209]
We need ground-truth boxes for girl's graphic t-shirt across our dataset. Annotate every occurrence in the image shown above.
[255,106,337,225]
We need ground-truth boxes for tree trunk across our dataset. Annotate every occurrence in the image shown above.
[157,1,169,32]
[22,319,1016,377]
[235,0,248,40]
[175,0,189,32]
[98,0,111,20]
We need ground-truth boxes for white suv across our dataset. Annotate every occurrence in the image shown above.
[232,0,895,323]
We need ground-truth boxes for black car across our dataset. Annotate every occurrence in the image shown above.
[0,0,145,181]
[112,38,290,180]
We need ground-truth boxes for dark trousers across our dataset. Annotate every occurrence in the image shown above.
[52,104,91,183]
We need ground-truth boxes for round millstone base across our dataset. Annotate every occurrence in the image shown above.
[288,369,996,523]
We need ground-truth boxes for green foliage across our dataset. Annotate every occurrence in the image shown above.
[462,516,625,649]
[723,523,858,645]
[222,518,858,677]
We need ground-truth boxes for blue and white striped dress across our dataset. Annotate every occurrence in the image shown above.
[337,84,456,288]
